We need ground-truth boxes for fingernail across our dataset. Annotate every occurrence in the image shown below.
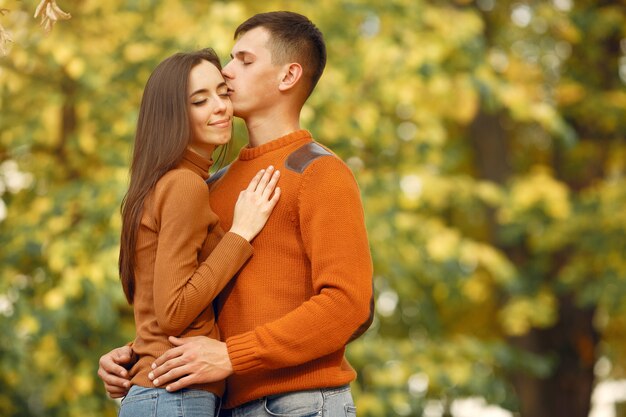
[120,370,127,377]
[148,372,154,380]
[166,385,172,392]
[153,378,159,386]
[151,363,156,369]
[124,381,130,388]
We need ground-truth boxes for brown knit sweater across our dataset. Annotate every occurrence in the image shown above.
[128,149,253,396]
[210,130,374,408]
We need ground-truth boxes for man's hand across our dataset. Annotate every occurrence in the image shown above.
[97,345,135,398]
[149,336,233,392]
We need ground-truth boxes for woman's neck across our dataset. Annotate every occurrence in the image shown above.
[187,143,215,160]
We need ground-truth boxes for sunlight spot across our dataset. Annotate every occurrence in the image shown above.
[511,4,532,27]
[489,49,509,72]
[408,372,429,396]
[595,357,612,379]
[361,13,380,37]
[346,156,364,171]
[452,398,513,417]
[477,0,495,11]
[553,0,572,11]
[424,400,445,417]
[397,121,417,141]
[400,174,423,199]
[0,294,13,316]
[0,160,34,193]
[376,290,398,317]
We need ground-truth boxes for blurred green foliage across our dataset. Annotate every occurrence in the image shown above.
[1,0,625,416]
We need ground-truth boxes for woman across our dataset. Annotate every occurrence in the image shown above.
[117,48,280,416]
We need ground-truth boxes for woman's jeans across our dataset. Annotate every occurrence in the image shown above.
[119,385,219,417]
[218,385,357,417]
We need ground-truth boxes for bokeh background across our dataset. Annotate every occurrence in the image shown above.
[1,0,626,416]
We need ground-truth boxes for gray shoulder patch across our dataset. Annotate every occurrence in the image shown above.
[206,164,230,185]
[285,142,333,174]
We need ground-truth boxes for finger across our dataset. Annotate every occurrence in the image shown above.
[100,375,130,393]
[267,187,281,208]
[98,366,131,387]
[253,166,274,193]
[152,362,192,387]
[261,170,280,200]
[168,336,185,346]
[105,383,130,398]
[150,353,187,380]
[152,345,184,369]
[109,345,133,362]
[116,346,134,361]
[103,347,134,374]
[99,357,128,379]
[165,373,197,392]
[169,335,205,347]
[245,169,265,192]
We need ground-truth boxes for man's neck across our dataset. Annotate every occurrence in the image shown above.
[244,117,301,148]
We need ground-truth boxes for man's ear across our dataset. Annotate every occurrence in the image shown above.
[278,63,303,92]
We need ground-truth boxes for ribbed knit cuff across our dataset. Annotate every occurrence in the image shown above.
[226,331,264,374]
[193,231,253,299]
[218,232,254,258]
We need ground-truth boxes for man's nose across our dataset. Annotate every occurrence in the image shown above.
[222,61,234,79]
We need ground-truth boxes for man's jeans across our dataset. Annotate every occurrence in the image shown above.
[219,385,357,417]
[118,385,219,417]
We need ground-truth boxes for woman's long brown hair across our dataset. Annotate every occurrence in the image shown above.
[119,48,222,304]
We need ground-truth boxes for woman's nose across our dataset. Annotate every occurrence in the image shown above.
[215,98,227,112]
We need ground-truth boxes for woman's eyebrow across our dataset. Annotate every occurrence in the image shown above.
[189,82,228,97]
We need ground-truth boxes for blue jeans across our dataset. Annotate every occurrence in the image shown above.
[219,385,357,417]
[119,385,219,417]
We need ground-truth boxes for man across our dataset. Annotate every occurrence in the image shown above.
[98,11,373,416]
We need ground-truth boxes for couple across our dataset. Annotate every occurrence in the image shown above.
[98,11,374,417]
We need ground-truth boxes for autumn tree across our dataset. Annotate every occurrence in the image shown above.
[1,1,625,416]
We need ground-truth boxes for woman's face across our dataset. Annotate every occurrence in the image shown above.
[187,60,233,158]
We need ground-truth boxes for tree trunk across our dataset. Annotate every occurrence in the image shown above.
[468,108,598,417]
[509,296,598,417]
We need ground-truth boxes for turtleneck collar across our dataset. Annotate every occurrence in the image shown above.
[238,130,312,161]
[180,148,213,180]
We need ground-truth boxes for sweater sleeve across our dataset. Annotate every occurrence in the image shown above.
[226,156,374,373]
[152,170,254,336]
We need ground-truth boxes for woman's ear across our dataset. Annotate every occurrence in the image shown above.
[278,63,303,92]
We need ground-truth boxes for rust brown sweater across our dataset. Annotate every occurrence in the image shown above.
[128,149,253,396]
[209,130,374,408]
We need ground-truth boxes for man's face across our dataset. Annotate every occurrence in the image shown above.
[222,27,282,119]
